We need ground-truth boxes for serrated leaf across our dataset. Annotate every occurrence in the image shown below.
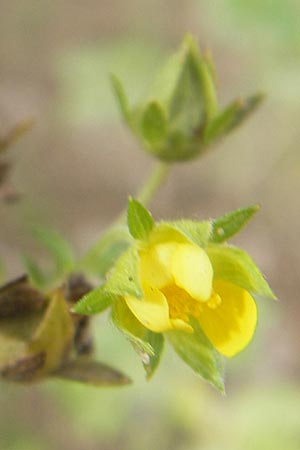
[152,220,212,248]
[112,299,164,379]
[141,101,167,144]
[79,226,132,278]
[73,285,114,315]
[33,226,75,276]
[54,359,131,386]
[168,318,225,392]
[210,205,260,243]
[207,244,276,299]
[127,198,154,241]
[110,74,131,124]
[105,246,142,298]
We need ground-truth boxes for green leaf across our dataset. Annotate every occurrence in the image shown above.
[127,198,154,241]
[210,205,260,243]
[168,318,225,392]
[72,285,114,315]
[110,74,131,124]
[54,359,131,386]
[22,254,48,289]
[105,246,142,298]
[112,299,164,379]
[152,220,212,248]
[141,101,168,144]
[79,226,132,278]
[33,226,75,276]
[207,244,276,299]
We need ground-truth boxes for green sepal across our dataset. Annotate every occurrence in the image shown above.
[151,220,212,248]
[105,246,142,298]
[72,285,115,315]
[110,74,131,125]
[203,99,243,145]
[210,204,260,243]
[168,318,225,392]
[141,101,168,144]
[207,244,276,299]
[203,93,264,145]
[167,35,207,131]
[127,198,155,241]
[149,34,217,133]
[79,225,132,278]
[196,56,218,123]
[226,93,265,132]
[112,299,164,379]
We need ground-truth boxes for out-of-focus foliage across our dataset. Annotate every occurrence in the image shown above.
[0,0,299,449]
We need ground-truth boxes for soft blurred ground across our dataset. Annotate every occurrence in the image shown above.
[1,1,300,449]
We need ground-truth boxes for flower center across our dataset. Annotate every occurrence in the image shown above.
[161,284,222,323]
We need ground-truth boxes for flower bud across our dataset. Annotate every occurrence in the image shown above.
[111,34,264,162]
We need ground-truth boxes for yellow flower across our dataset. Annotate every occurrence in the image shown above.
[124,240,257,357]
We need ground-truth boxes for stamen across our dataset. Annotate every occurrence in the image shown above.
[161,285,203,321]
[207,291,222,309]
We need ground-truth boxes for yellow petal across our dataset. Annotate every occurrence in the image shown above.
[198,280,257,357]
[170,318,194,333]
[125,285,172,332]
[171,244,213,301]
[140,242,178,289]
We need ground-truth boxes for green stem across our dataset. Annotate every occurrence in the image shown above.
[136,161,172,206]
[115,161,172,224]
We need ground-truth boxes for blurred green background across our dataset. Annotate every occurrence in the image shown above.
[1,1,300,449]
